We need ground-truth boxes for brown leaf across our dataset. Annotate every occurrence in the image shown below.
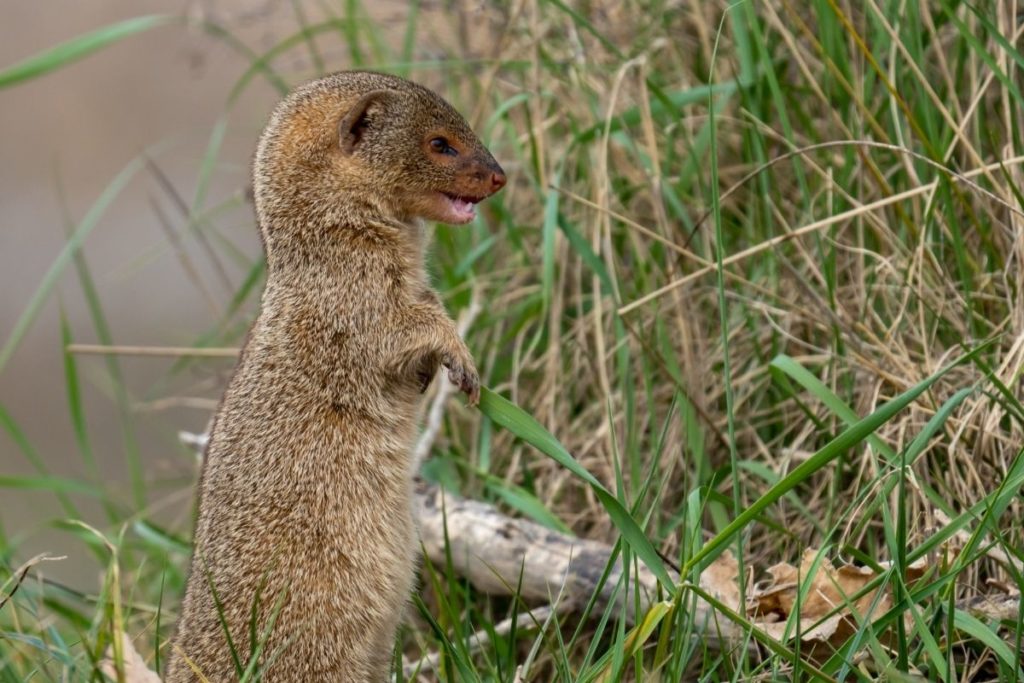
[747,548,931,654]
[699,550,742,613]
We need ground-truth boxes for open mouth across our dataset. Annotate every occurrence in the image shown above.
[441,192,484,224]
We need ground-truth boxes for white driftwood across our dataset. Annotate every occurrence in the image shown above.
[99,632,163,683]
[414,481,683,625]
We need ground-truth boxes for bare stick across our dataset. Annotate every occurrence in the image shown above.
[67,344,239,358]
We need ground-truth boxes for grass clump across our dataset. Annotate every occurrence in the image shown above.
[2,1,1024,680]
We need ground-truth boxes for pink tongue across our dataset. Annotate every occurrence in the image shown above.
[453,197,474,214]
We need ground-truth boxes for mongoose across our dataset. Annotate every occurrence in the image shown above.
[166,71,505,682]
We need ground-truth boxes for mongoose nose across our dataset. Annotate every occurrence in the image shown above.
[491,171,507,192]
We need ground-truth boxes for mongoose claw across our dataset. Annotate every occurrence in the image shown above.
[442,355,480,406]
[464,375,481,407]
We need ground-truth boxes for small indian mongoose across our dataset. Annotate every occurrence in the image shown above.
[166,71,505,682]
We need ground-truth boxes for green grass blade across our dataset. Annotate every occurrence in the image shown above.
[397,0,421,77]
[953,609,1024,679]
[412,593,480,682]
[684,343,989,575]
[483,478,571,534]
[0,404,81,517]
[55,166,150,510]
[0,155,147,375]
[478,388,674,592]
[0,15,173,89]
[769,354,896,460]
[59,309,97,479]
[0,476,103,498]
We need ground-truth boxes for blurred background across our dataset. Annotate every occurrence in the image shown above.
[0,0,457,587]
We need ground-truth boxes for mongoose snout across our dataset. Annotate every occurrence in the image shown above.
[166,70,504,682]
[439,155,506,222]
[415,127,507,224]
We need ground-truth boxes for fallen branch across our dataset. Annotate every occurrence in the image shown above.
[414,480,687,626]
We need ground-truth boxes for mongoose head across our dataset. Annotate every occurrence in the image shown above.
[254,71,506,253]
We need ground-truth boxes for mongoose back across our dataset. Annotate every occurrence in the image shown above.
[166,71,505,682]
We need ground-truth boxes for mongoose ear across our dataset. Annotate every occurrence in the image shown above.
[338,90,391,155]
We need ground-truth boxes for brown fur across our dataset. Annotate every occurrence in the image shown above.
[165,71,505,682]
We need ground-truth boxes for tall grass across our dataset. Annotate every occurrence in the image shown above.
[2,1,1024,680]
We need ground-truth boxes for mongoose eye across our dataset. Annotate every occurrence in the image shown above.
[429,137,457,156]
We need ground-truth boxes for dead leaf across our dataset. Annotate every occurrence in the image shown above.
[745,548,931,655]
[699,550,742,614]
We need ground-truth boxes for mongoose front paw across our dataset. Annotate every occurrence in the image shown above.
[442,353,480,406]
